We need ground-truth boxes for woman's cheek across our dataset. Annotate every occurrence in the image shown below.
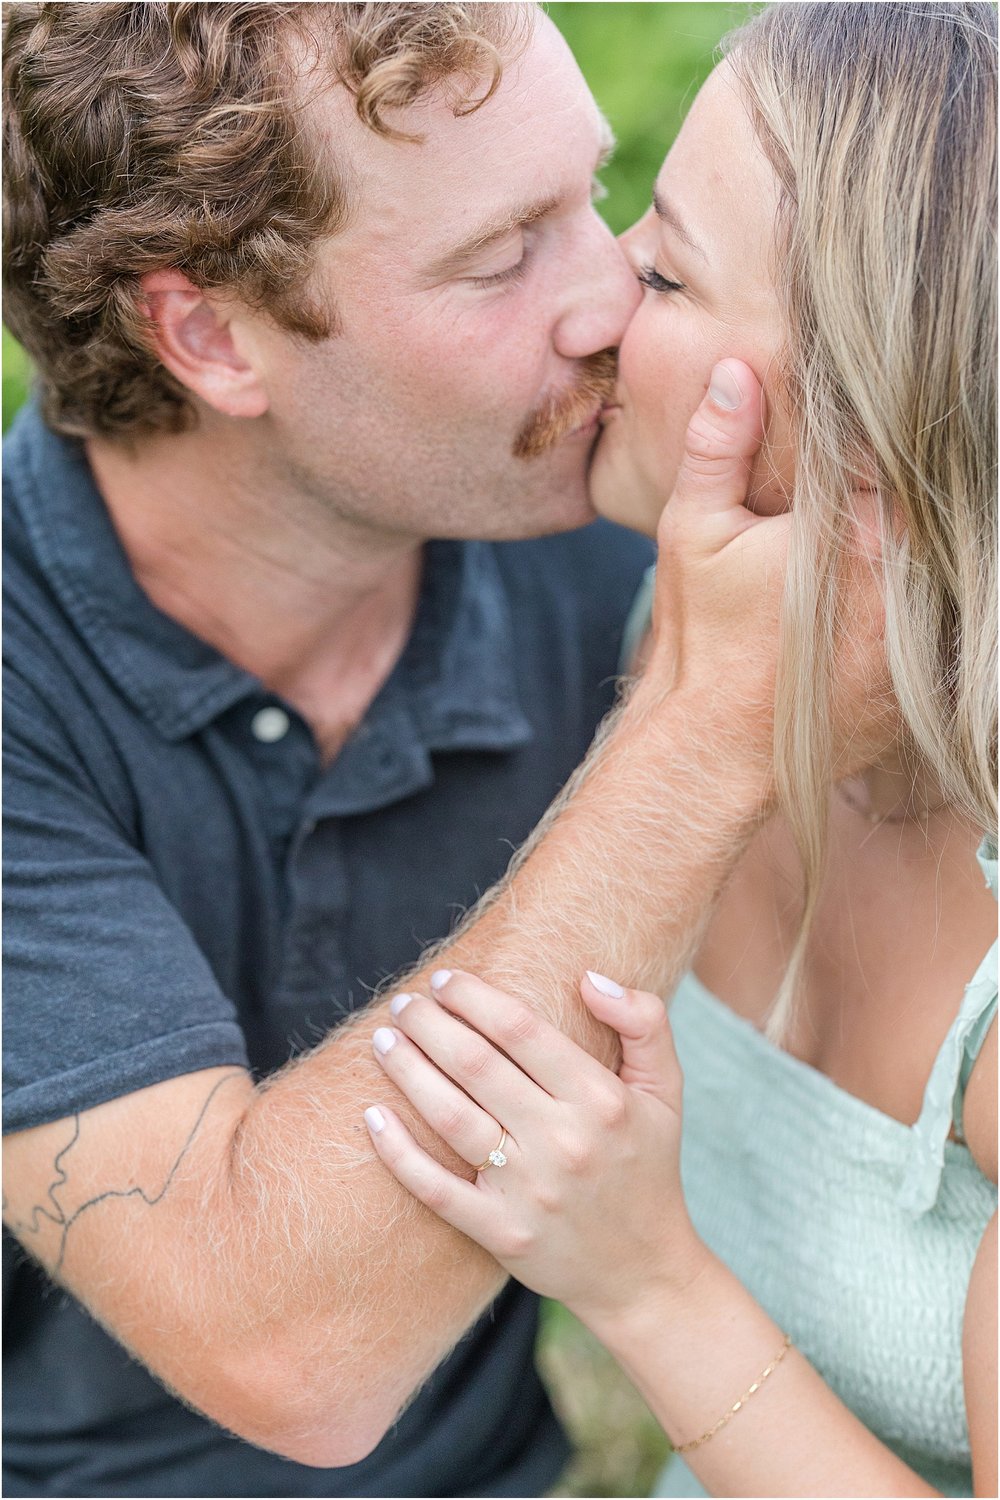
[636,355,706,496]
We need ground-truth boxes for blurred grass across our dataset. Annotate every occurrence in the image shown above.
[3,7,746,1494]
[539,1301,674,1498]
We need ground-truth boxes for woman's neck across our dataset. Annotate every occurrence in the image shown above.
[838,741,949,826]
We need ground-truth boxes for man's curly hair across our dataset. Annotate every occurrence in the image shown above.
[2,2,533,438]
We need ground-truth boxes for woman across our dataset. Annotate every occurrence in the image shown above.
[362,5,998,1495]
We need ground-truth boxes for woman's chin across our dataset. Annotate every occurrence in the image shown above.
[597,500,658,538]
[588,455,661,538]
[588,420,664,538]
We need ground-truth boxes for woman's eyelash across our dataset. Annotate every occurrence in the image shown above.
[637,266,685,295]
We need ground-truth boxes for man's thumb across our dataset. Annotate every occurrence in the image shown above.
[672,358,765,518]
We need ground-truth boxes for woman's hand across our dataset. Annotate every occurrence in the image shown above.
[363,968,710,1327]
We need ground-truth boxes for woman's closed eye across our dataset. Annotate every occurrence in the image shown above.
[637,265,685,295]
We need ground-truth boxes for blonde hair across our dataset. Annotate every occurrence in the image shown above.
[724,2,998,1036]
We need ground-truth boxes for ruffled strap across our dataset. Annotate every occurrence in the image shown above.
[619,564,656,675]
[897,837,998,1218]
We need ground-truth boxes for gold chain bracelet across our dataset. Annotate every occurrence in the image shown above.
[673,1334,792,1454]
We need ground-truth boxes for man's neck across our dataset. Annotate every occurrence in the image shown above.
[86,425,424,761]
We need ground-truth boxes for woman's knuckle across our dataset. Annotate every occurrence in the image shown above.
[533,1182,562,1215]
[641,995,668,1030]
[437,1099,470,1138]
[557,1133,591,1174]
[503,1223,537,1259]
[593,1084,627,1129]
[459,1040,493,1080]
[421,1176,451,1213]
[497,1005,539,1048]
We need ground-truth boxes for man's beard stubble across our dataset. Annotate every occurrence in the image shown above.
[513,348,618,460]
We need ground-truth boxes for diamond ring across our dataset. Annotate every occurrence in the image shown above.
[475,1128,508,1172]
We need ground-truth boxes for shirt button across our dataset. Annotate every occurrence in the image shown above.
[251,706,291,743]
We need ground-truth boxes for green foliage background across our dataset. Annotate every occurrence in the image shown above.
[550,2,752,233]
[1,7,749,1494]
[3,3,752,433]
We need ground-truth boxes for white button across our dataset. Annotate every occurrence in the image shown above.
[251,706,290,743]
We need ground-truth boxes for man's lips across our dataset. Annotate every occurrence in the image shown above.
[568,403,606,437]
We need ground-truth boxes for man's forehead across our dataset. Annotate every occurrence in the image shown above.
[320,15,606,244]
[421,116,615,281]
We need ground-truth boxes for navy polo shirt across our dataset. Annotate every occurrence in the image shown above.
[2,402,653,1498]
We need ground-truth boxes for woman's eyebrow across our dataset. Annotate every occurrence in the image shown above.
[653,187,707,262]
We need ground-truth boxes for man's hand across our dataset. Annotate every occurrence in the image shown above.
[643,356,893,782]
[649,359,788,721]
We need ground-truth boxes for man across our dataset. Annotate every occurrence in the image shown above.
[2,5,843,1496]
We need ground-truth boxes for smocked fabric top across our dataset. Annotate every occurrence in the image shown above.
[655,842,997,1498]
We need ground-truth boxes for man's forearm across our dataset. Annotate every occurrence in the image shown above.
[222,672,773,1462]
[444,670,772,1040]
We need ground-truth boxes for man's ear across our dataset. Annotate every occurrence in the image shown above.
[139,270,269,420]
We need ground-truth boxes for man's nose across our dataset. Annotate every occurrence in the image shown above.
[553,213,642,361]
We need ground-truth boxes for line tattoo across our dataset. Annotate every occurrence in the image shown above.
[9,1071,245,1276]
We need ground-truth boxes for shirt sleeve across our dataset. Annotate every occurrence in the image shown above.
[3,672,249,1134]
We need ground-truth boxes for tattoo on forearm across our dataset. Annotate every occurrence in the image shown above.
[6,1071,244,1276]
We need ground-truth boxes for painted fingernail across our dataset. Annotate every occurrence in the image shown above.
[586,970,625,998]
[390,992,415,1017]
[430,969,453,991]
[372,1027,397,1055]
[708,363,742,411]
[364,1106,386,1133]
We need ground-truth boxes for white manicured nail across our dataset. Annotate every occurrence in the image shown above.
[390,992,415,1016]
[430,969,453,990]
[586,970,625,998]
[364,1106,386,1134]
[372,1027,397,1055]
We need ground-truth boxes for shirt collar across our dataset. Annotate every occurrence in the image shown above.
[6,402,533,757]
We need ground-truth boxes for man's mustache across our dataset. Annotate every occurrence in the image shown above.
[513,349,618,460]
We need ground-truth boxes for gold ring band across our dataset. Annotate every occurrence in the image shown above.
[475,1128,508,1172]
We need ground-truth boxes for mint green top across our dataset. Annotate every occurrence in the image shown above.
[657,853,997,1498]
[623,573,998,1497]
